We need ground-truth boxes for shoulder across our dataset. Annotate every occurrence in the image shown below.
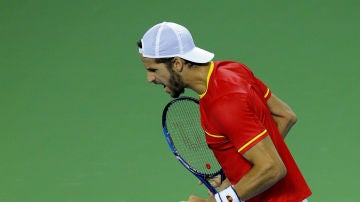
[208,60,255,94]
[214,60,249,70]
[201,60,258,104]
[213,60,255,81]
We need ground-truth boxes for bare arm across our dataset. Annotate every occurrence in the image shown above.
[187,136,286,202]
[232,136,287,200]
[267,94,297,138]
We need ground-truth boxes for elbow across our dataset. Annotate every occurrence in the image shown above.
[264,161,287,183]
[290,111,298,124]
[275,162,287,181]
[278,163,287,180]
[286,110,298,126]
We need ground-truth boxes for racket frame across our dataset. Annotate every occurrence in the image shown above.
[162,96,221,194]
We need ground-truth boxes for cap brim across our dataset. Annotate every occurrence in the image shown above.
[180,47,214,63]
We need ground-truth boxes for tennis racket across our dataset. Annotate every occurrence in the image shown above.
[162,96,223,194]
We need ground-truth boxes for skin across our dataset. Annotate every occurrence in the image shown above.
[140,55,297,202]
[140,56,209,98]
[267,94,297,138]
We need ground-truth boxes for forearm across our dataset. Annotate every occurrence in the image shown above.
[233,163,286,200]
[229,137,286,201]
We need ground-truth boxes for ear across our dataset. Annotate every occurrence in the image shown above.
[172,57,185,72]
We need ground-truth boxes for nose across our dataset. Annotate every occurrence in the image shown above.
[146,72,156,83]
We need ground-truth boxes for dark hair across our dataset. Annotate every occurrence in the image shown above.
[137,40,209,67]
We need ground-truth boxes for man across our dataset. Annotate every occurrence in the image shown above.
[137,22,311,202]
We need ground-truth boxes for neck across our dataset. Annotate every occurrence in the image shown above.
[182,62,212,95]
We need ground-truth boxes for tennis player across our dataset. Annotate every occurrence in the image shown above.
[137,22,312,202]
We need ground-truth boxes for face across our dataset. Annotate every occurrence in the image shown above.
[140,56,185,98]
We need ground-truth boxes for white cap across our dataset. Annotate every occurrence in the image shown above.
[139,22,214,63]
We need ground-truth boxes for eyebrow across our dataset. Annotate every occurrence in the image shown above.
[146,67,157,72]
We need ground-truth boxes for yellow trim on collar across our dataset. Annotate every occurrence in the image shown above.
[199,61,214,98]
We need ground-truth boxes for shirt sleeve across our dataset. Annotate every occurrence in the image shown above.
[208,93,269,154]
[241,62,271,101]
[254,76,272,101]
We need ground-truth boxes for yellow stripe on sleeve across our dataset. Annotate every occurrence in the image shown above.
[237,129,268,153]
[264,88,270,98]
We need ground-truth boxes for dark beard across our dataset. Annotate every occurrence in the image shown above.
[168,68,185,98]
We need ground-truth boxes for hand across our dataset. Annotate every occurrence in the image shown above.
[207,175,223,189]
[199,174,230,196]
[195,175,221,197]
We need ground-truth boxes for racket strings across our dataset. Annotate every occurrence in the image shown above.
[166,99,221,175]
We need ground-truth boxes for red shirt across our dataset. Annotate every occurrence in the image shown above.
[199,61,311,201]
